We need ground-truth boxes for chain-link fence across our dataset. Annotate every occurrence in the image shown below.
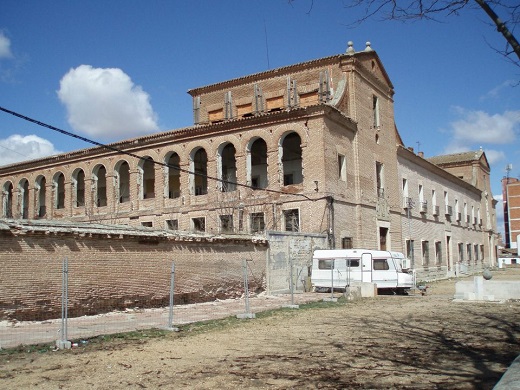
[1,256,318,349]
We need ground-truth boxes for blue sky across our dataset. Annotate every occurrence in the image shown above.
[1,1,519,235]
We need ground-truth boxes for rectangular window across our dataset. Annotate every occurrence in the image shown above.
[406,239,414,262]
[373,258,389,270]
[435,241,442,265]
[347,259,360,267]
[141,221,153,227]
[318,259,334,270]
[474,244,479,262]
[220,214,233,233]
[467,244,472,262]
[284,209,300,232]
[419,185,427,213]
[266,96,284,112]
[250,212,265,233]
[237,103,253,117]
[376,162,384,197]
[192,217,206,232]
[422,241,430,266]
[166,219,178,230]
[342,237,353,249]
[372,95,380,127]
[338,154,346,181]
[458,243,464,262]
[208,108,224,123]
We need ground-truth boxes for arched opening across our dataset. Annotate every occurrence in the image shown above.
[115,160,130,203]
[72,168,85,207]
[165,153,181,199]
[2,181,13,218]
[280,132,303,185]
[139,157,155,199]
[219,143,237,192]
[190,148,208,196]
[35,176,47,218]
[19,179,29,218]
[93,165,107,207]
[248,138,268,189]
[54,172,65,209]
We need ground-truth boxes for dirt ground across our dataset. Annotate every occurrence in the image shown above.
[1,268,519,390]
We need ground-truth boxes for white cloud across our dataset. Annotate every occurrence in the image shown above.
[0,31,13,59]
[57,65,159,139]
[0,134,61,167]
[480,80,516,101]
[444,108,520,153]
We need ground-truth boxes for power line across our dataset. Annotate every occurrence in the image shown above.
[0,105,313,200]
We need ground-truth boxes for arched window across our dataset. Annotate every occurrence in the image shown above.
[165,153,181,199]
[35,176,47,217]
[139,157,155,199]
[280,132,303,185]
[218,143,237,192]
[72,168,85,207]
[19,179,29,218]
[190,148,208,196]
[2,181,13,218]
[115,160,130,203]
[53,172,65,209]
[93,165,107,207]
[247,138,268,189]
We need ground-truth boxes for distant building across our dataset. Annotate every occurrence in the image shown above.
[501,176,520,248]
[0,41,498,279]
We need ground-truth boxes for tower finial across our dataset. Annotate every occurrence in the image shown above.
[346,41,355,55]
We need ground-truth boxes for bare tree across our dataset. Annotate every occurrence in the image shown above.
[291,0,520,66]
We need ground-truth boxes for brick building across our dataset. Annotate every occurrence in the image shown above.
[0,41,498,279]
[501,177,520,249]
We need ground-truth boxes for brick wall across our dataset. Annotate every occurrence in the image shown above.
[0,231,267,321]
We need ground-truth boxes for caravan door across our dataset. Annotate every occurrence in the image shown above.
[361,253,372,283]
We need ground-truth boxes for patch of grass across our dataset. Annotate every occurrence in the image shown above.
[0,342,55,357]
[0,297,349,358]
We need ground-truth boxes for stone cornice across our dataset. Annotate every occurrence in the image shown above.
[0,218,268,245]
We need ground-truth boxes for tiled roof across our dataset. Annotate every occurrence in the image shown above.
[427,150,484,166]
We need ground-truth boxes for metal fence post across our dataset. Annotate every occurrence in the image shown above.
[56,258,71,349]
[283,248,299,309]
[167,261,179,331]
[237,259,255,319]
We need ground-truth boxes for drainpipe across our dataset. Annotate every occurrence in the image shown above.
[328,196,335,249]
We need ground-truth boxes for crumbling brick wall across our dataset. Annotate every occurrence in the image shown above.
[0,232,267,321]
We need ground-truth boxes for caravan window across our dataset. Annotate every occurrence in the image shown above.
[373,258,390,270]
[318,259,334,270]
[347,259,360,267]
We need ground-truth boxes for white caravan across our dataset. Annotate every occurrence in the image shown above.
[311,249,414,294]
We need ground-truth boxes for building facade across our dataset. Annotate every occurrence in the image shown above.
[0,41,498,278]
[501,177,520,249]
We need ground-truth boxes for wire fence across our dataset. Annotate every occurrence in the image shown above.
[1,257,318,350]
